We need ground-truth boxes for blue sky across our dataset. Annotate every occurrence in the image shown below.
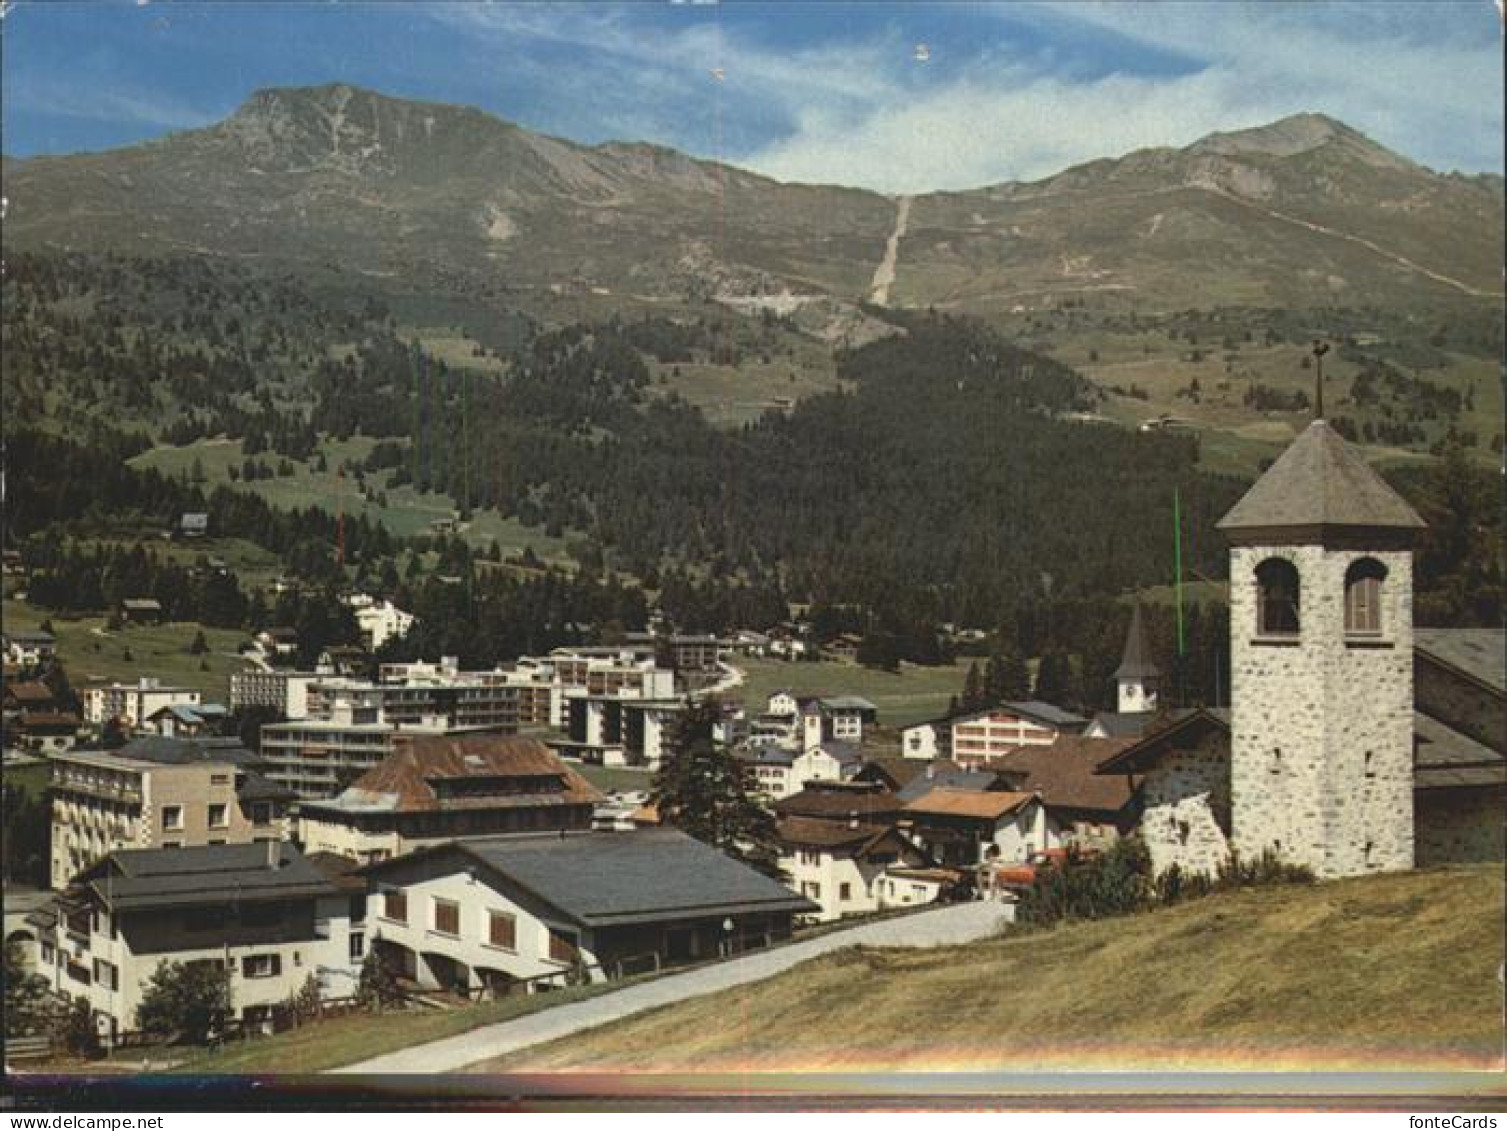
[3,1,1502,192]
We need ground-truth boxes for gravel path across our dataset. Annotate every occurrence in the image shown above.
[334,900,1011,1074]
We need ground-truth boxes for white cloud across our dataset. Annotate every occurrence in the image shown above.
[424,1,1503,192]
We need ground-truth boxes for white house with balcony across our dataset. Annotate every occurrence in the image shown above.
[359,829,815,994]
[34,843,359,1042]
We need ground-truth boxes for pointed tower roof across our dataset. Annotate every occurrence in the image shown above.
[1115,603,1159,681]
[1216,420,1425,538]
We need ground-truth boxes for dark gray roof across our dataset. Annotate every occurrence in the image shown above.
[381,829,814,927]
[115,735,262,768]
[1090,712,1154,739]
[896,763,1007,802]
[811,739,863,765]
[1001,700,1089,728]
[1415,629,1505,693]
[1114,604,1159,681]
[235,771,296,803]
[1217,420,1426,533]
[5,631,55,644]
[738,746,796,766]
[87,843,336,911]
[1414,711,1505,790]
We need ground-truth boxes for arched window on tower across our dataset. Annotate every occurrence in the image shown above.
[1344,558,1386,636]
[1255,558,1301,636]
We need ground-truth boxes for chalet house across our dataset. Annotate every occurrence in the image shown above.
[899,716,950,761]
[790,739,864,791]
[350,599,416,652]
[739,745,797,799]
[145,702,230,739]
[1093,420,1505,880]
[178,512,210,539]
[35,843,360,1042]
[254,627,301,661]
[824,634,862,663]
[359,829,816,995]
[297,734,600,865]
[118,598,163,625]
[2,680,81,753]
[901,787,1053,870]
[50,735,295,890]
[6,709,84,755]
[994,736,1137,852]
[774,781,939,921]
[317,646,370,677]
[4,630,57,667]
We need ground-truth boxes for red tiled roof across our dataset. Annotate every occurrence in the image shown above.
[994,736,1137,817]
[903,788,1037,821]
[336,734,601,813]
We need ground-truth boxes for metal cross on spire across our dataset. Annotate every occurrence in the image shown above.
[1312,338,1330,419]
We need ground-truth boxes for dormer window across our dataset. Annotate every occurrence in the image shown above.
[1255,558,1301,636]
[1344,558,1386,636]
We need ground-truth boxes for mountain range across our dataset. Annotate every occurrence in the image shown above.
[5,83,1502,322]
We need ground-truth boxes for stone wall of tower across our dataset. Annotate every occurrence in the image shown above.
[1229,543,1414,878]
[1139,733,1231,877]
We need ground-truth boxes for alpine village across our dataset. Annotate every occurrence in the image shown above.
[2,82,1503,1080]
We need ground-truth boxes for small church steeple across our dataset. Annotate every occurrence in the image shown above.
[1115,603,1159,715]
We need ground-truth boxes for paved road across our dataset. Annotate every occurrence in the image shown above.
[335,900,1012,1074]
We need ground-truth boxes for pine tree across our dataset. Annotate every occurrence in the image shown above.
[961,661,985,711]
[651,699,782,879]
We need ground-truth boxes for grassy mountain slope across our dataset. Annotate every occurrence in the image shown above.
[4,89,1501,321]
[909,114,1505,312]
[476,865,1505,1075]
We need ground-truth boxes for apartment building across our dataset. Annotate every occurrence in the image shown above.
[48,736,294,890]
[82,679,201,729]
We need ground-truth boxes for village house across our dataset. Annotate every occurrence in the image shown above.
[144,702,230,739]
[823,633,863,663]
[298,734,600,864]
[177,512,210,540]
[994,736,1138,853]
[1095,420,1505,879]
[3,629,57,668]
[2,679,82,755]
[900,787,1053,870]
[117,598,164,625]
[774,780,940,921]
[345,596,416,651]
[252,626,301,663]
[82,678,201,730]
[359,829,816,995]
[49,735,295,890]
[34,842,360,1043]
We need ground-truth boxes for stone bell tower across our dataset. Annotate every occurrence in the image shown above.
[1216,419,1425,879]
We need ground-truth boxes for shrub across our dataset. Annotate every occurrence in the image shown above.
[136,959,231,1045]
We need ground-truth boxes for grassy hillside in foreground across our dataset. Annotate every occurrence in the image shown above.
[476,865,1505,1075]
